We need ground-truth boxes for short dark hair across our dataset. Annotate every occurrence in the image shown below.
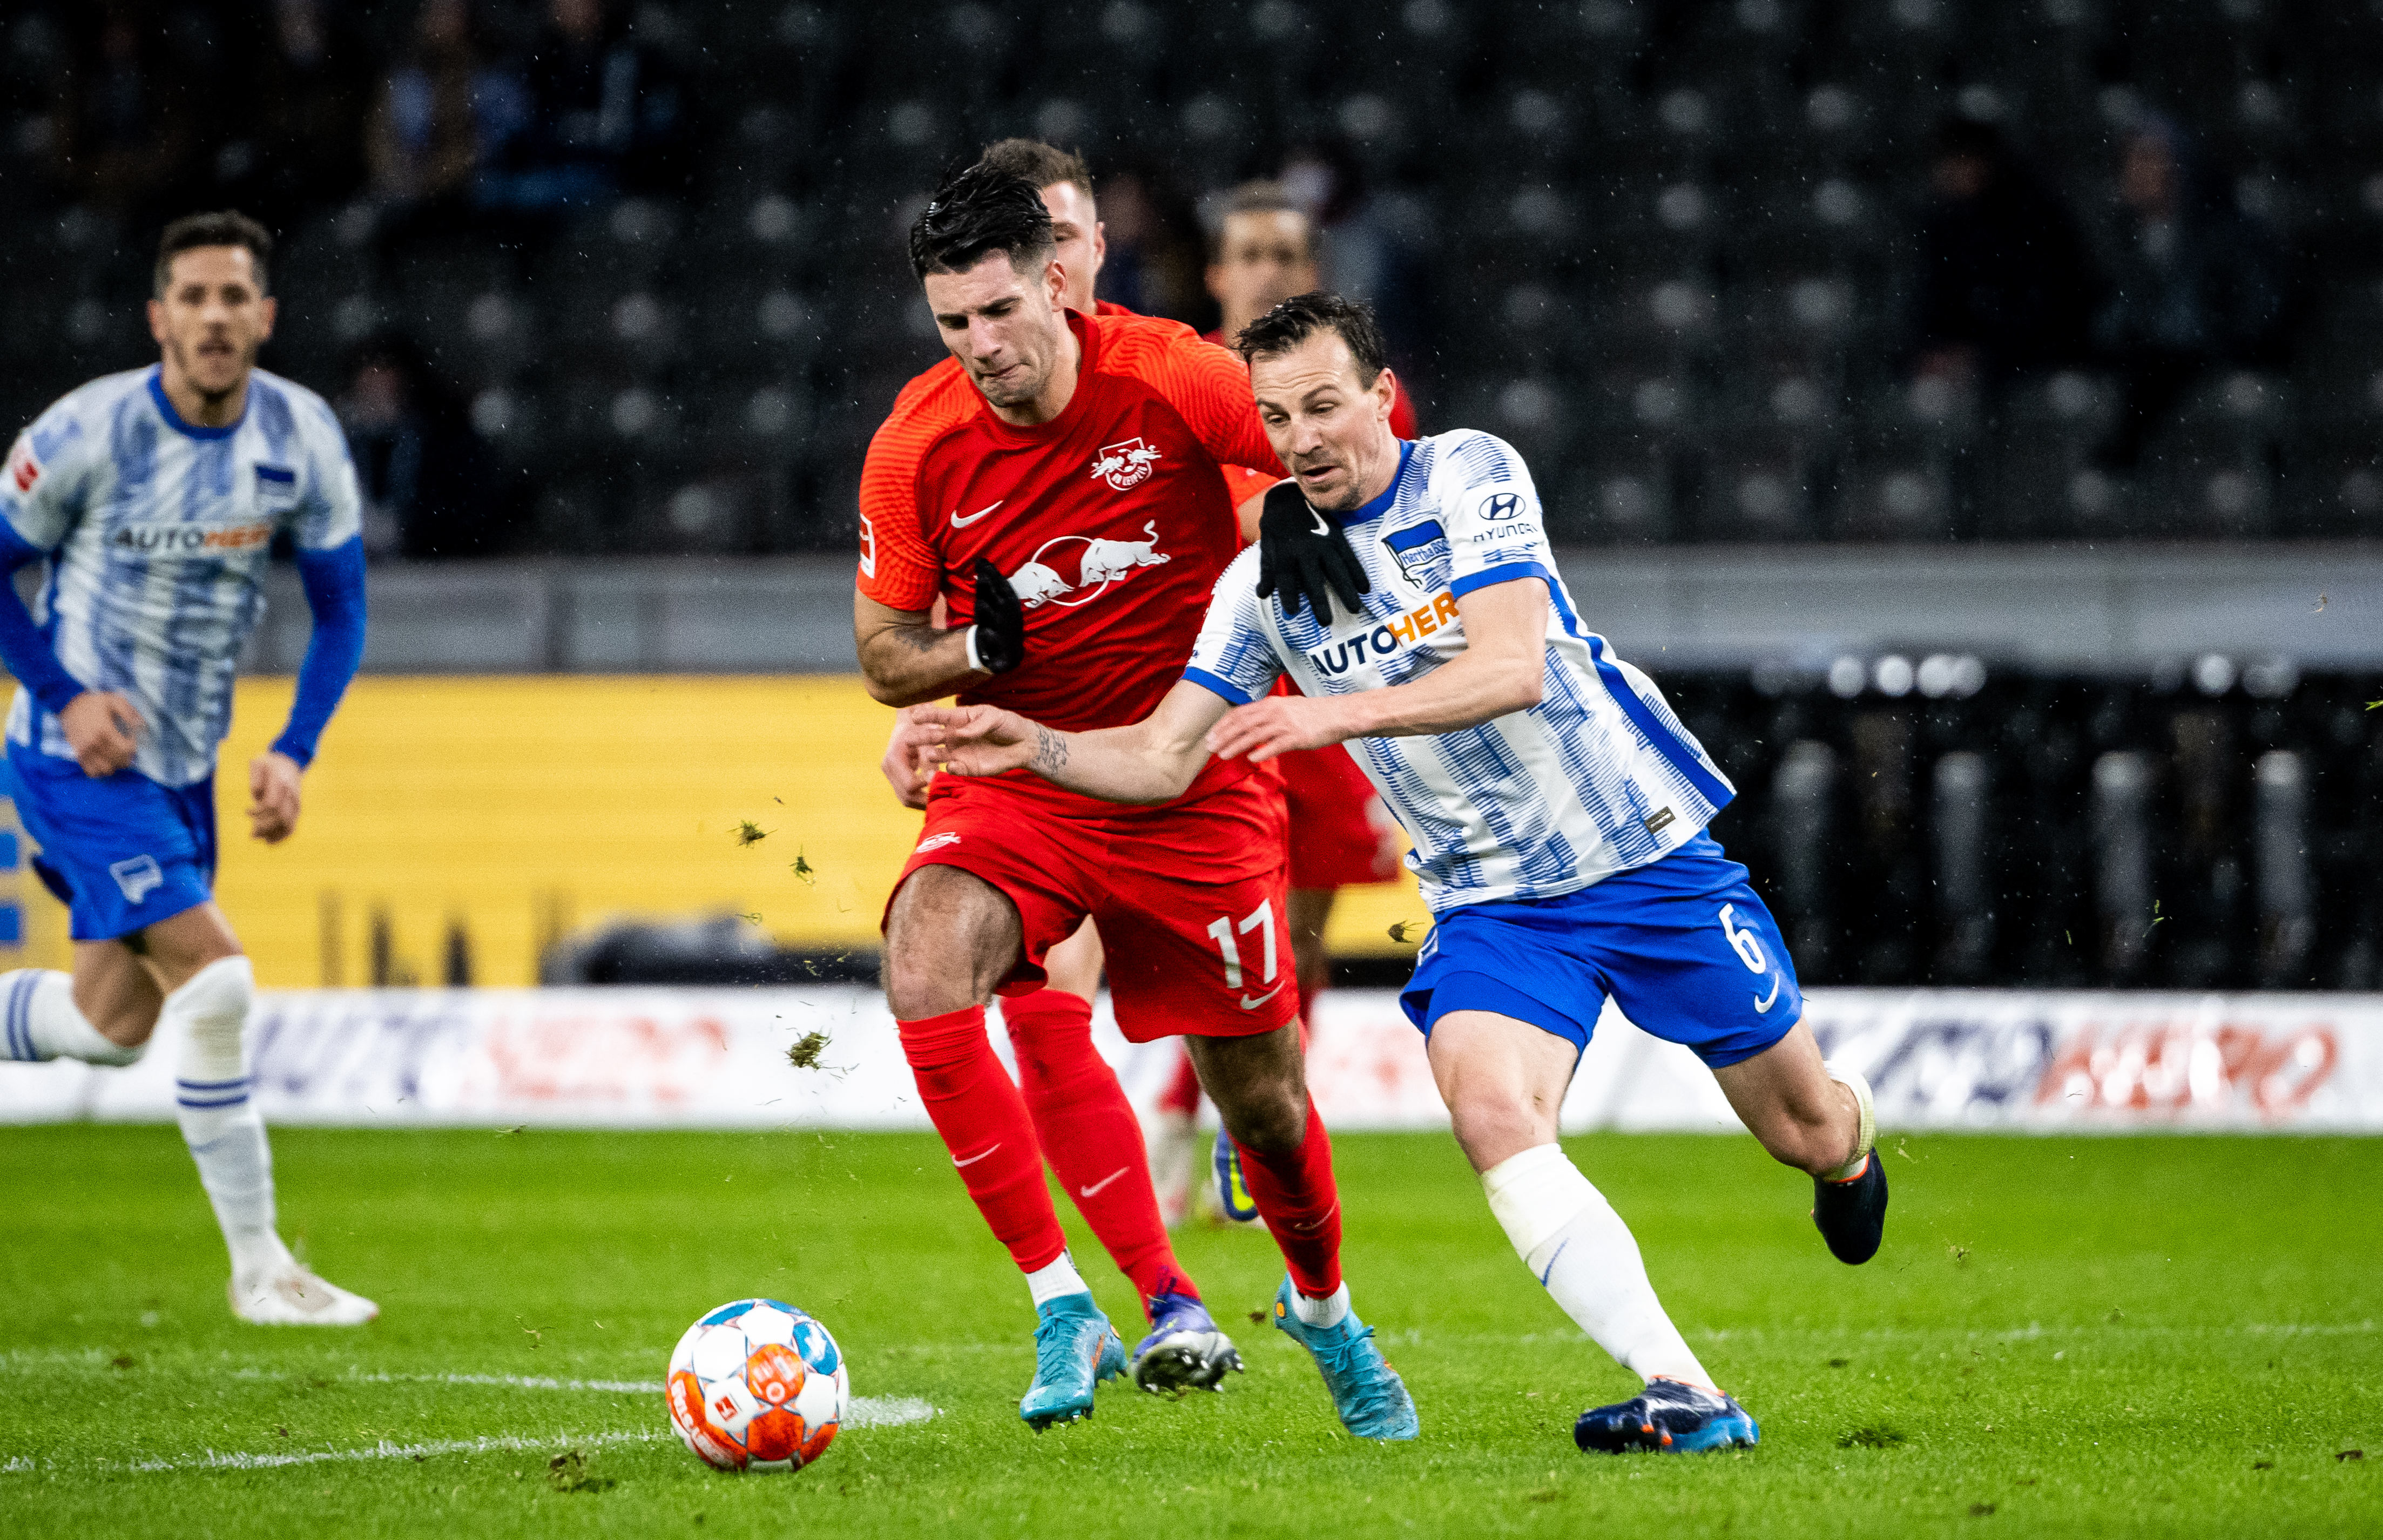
[155,210,274,297]
[1233,292,1387,384]
[1210,180,1314,261]
[977,138,1093,200]
[909,163,1057,281]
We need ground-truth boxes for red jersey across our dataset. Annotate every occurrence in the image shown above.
[858,308,1280,813]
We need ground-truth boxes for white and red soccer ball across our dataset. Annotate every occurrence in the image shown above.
[666,1299,848,1473]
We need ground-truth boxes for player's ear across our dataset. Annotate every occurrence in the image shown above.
[1045,259,1067,309]
[146,298,168,348]
[1089,219,1106,273]
[257,294,278,342]
[1373,366,1399,418]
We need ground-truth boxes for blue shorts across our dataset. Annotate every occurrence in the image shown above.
[1400,830,1801,1069]
[6,744,217,943]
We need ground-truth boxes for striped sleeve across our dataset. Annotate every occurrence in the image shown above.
[855,369,971,613]
[1183,548,1282,705]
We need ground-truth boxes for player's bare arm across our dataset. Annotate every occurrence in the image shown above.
[1209,577,1550,765]
[855,593,984,707]
[914,679,1231,805]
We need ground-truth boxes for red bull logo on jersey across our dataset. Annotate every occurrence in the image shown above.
[110,521,273,555]
[1305,590,1462,676]
[1089,437,1162,491]
[1007,521,1171,610]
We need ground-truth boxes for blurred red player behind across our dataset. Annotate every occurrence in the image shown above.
[1145,181,1413,1226]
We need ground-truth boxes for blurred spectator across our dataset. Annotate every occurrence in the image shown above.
[219,0,370,233]
[479,0,685,216]
[337,331,516,560]
[366,0,522,249]
[1279,139,1432,384]
[49,1,202,224]
[1909,118,2097,393]
[1085,165,1205,323]
[2091,114,2292,470]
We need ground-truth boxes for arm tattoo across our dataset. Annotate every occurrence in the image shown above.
[1031,725,1069,775]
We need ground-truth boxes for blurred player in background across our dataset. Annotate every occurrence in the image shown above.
[916,293,1887,1457]
[1146,183,1414,1227]
[0,213,374,1326]
[855,167,1413,1439]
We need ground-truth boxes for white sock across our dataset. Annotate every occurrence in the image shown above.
[1482,1143,1712,1388]
[0,969,144,1065]
[1289,1281,1351,1329]
[1024,1251,1091,1308]
[168,957,289,1280]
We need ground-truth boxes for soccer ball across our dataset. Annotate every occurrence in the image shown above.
[666,1298,849,1473]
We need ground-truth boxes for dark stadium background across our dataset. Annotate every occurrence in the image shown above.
[1,0,2377,990]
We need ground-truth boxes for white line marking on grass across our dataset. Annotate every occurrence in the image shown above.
[131,1428,673,1473]
[2,1397,935,1477]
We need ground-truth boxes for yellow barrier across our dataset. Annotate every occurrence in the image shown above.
[194,677,1422,988]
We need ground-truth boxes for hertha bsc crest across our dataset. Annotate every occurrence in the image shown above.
[1090,437,1161,491]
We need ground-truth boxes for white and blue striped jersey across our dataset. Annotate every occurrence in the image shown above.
[1184,430,1734,914]
[0,366,362,786]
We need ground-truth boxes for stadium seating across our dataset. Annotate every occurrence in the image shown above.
[2,0,2378,552]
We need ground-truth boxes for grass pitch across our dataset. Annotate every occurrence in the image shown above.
[1,1125,2377,1538]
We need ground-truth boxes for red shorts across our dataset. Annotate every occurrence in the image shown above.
[1279,744,1396,891]
[887,774,1297,1042]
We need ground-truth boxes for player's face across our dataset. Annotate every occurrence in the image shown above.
[1039,180,1104,313]
[923,249,1069,414]
[148,246,276,403]
[1207,211,1318,335]
[1250,332,1401,513]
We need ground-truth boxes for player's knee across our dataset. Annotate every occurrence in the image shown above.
[1447,1089,1547,1172]
[1216,1086,1306,1154]
[172,956,256,1068]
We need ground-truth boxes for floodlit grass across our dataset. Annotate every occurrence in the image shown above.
[1,1125,2377,1536]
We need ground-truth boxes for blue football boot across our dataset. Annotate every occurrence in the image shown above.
[1812,1064,1887,1265]
[1212,1130,1261,1223]
[1131,1289,1245,1394]
[1269,1278,1419,1440]
[1574,1378,1760,1454]
[1018,1292,1125,1430]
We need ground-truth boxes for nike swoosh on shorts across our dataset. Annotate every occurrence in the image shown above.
[1239,984,1286,1011]
[951,501,1001,527]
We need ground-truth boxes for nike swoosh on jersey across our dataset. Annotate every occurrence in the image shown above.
[1238,983,1287,1011]
[953,1143,1001,1167]
[1078,1166,1129,1198]
[950,501,1002,527]
[1753,972,1783,1014]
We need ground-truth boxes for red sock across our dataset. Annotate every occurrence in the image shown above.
[1156,1045,1203,1118]
[1003,990,1198,1308]
[1232,1095,1343,1298]
[897,1005,1067,1275]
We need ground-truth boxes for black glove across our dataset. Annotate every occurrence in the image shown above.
[1254,479,1370,622]
[968,556,1025,675]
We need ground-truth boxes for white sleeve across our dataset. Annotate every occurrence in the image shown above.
[1181,549,1284,706]
[0,394,96,552]
[292,395,364,551]
[1439,431,1552,598]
